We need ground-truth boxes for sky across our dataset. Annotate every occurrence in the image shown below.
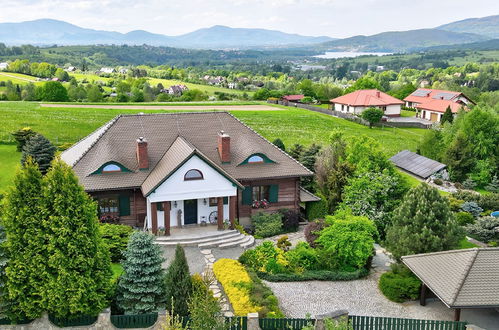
[1,0,498,38]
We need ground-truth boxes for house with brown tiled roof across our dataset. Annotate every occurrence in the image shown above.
[61,112,313,236]
[404,88,474,122]
[330,89,403,117]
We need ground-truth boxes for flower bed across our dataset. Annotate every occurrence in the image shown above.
[213,259,260,316]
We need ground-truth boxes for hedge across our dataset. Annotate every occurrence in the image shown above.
[256,268,369,282]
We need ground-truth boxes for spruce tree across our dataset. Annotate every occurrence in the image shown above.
[11,127,36,152]
[165,245,193,317]
[440,106,454,125]
[21,134,56,174]
[271,138,286,151]
[486,175,499,193]
[42,159,112,317]
[117,231,165,314]
[385,183,462,260]
[2,159,47,321]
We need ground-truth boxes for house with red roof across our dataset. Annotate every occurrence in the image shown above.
[330,89,403,117]
[281,94,304,105]
[404,88,473,122]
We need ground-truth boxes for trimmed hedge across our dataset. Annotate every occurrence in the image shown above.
[379,267,421,303]
[256,268,369,282]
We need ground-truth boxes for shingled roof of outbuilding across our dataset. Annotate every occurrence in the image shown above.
[61,111,312,192]
[402,248,499,308]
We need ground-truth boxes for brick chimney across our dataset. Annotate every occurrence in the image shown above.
[376,91,381,98]
[136,137,149,170]
[218,131,231,163]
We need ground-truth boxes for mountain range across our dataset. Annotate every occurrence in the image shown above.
[0,15,498,51]
[0,19,333,49]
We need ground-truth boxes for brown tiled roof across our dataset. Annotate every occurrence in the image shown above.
[299,187,321,202]
[62,112,312,192]
[402,248,499,308]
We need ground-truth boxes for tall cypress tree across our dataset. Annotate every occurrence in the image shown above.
[0,225,11,319]
[42,159,112,317]
[385,183,462,260]
[2,159,47,321]
[440,106,454,125]
[117,231,165,314]
[165,245,193,317]
[21,134,56,174]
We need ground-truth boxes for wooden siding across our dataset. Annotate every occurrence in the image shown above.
[238,177,300,223]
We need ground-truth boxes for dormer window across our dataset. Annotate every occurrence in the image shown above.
[102,164,122,173]
[92,162,131,175]
[239,153,275,165]
[247,155,264,163]
[184,169,204,181]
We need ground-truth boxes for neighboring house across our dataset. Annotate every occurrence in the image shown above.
[330,89,403,117]
[403,88,474,122]
[228,82,238,89]
[164,84,188,96]
[119,68,129,74]
[99,67,115,74]
[402,248,499,321]
[390,150,448,180]
[281,94,305,105]
[0,62,8,70]
[61,112,312,235]
[65,66,76,72]
[204,76,225,85]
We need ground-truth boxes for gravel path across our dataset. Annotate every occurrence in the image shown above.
[40,104,281,111]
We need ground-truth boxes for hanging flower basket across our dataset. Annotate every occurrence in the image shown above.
[252,199,270,209]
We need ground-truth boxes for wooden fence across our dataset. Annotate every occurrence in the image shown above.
[349,315,468,330]
[110,313,158,329]
[259,317,314,329]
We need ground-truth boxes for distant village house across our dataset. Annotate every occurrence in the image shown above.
[330,89,403,117]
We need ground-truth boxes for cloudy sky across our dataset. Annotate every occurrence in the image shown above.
[1,0,498,38]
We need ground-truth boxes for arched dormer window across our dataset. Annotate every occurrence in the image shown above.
[184,169,204,181]
[239,153,275,165]
[92,162,131,174]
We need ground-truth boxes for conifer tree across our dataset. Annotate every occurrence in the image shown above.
[11,127,36,152]
[117,231,165,314]
[1,159,47,321]
[165,245,193,317]
[0,225,11,319]
[271,138,286,151]
[21,134,56,174]
[486,175,499,193]
[42,159,112,317]
[385,183,462,260]
[440,106,454,125]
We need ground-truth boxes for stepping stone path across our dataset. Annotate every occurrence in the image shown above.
[200,249,234,317]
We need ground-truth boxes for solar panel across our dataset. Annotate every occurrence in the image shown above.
[412,90,431,97]
[389,150,446,179]
[433,92,456,100]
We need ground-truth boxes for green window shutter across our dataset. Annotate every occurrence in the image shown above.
[156,202,164,211]
[223,197,228,205]
[119,195,131,216]
[242,186,252,205]
[269,184,279,203]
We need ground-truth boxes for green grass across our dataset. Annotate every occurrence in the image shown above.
[397,170,421,188]
[147,77,251,96]
[0,102,427,191]
[400,110,416,118]
[111,263,124,280]
[0,144,20,193]
[0,72,40,85]
[457,238,479,249]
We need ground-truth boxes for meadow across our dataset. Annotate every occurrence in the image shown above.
[0,102,427,191]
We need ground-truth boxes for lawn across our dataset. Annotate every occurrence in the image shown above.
[400,110,416,117]
[457,238,479,249]
[147,77,251,96]
[0,72,40,85]
[0,102,427,191]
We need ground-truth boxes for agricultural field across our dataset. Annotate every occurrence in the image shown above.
[0,102,427,192]
[0,72,41,85]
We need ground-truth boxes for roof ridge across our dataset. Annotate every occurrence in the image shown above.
[450,249,480,306]
[65,114,122,167]
[225,112,313,176]
[119,110,230,117]
[401,248,482,259]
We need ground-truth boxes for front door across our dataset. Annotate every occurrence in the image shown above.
[184,199,198,225]
[430,112,438,122]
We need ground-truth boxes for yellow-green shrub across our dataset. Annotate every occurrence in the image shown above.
[213,259,260,316]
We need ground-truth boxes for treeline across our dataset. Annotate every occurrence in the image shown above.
[6,59,70,80]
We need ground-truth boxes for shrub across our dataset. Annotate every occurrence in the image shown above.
[165,245,193,316]
[433,178,443,185]
[305,199,328,221]
[276,236,291,252]
[286,242,320,272]
[188,273,225,330]
[257,268,368,282]
[379,265,421,303]
[246,270,284,318]
[251,212,283,238]
[304,219,326,247]
[100,223,133,262]
[448,196,465,212]
[278,209,300,232]
[239,242,290,274]
[455,212,475,226]
[213,259,260,316]
[465,216,499,243]
[461,201,483,218]
[11,127,36,152]
[316,211,377,270]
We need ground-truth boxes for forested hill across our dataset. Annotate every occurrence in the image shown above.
[437,15,499,39]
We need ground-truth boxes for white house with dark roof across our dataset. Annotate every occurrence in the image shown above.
[61,112,314,238]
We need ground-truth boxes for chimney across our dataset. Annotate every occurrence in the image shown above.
[218,131,231,163]
[136,137,149,170]
[376,91,381,98]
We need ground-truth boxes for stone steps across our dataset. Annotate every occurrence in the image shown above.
[219,235,255,249]
[155,230,240,247]
[198,233,248,248]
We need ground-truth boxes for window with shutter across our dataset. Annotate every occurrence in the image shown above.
[269,184,279,203]
[119,195,131,216]
[242,186,252,205]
